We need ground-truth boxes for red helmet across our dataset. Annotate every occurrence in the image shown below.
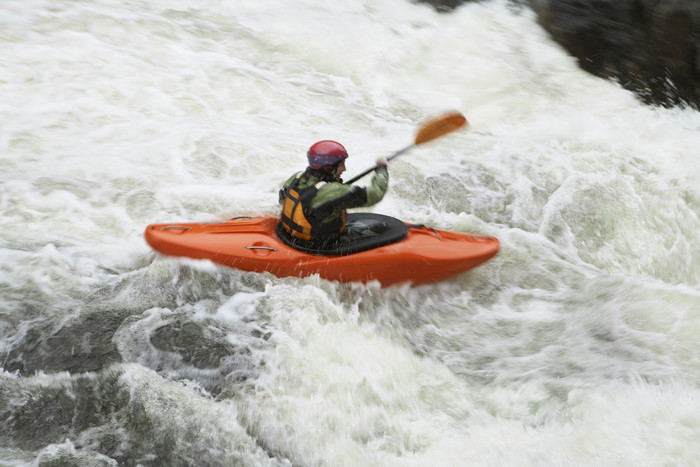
[307,140,348,170]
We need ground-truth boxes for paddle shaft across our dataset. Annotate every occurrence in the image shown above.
[343,111,468,185]
[343,144,413,185]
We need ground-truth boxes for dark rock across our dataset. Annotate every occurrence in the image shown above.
[2,308,128,375]
[145,318,265,396]
[415,0,700,109]
[0,370,129,453]
[529,0,700,108]
[416,0,472,12]
[150,321,235,369]
[0,367,210,465]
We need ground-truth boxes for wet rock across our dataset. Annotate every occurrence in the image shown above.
[143,318,265,397]
[416,0,470,12]
[1,269,183,376]
[0,367,210,465]
[0,370,128,453]
[2,308,129,375]
[150,321,236,369]
[415,0,700,109]
[529,0,700,108]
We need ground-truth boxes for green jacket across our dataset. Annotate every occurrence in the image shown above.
[279,166,389,233]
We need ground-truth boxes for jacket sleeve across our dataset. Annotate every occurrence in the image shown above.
[310,166,389,212]
[364,166,389,205]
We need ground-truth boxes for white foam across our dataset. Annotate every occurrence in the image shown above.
[2,0,699,464]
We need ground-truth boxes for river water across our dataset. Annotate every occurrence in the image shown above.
[1,0,699,465]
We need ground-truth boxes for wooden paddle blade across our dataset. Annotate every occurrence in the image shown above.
[414,111,469,145]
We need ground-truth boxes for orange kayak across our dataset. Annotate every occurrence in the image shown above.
[144,213,499,286]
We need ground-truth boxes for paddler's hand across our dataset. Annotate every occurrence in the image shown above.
[375,157,388,169]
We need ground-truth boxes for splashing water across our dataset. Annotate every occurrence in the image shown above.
[1,0,699,465]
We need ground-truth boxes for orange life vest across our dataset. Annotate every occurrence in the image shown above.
[280,174,346,241]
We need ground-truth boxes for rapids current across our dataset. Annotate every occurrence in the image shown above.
[1,0,699,465]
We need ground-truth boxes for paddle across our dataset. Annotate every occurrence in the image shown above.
[343,111,469,185]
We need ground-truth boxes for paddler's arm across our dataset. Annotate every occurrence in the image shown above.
[364,159,389,205]
[311,162,389,211]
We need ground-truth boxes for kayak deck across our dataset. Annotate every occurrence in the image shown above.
[144,214,499,286]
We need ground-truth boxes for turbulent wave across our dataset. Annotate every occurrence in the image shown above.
[1,0,699,465]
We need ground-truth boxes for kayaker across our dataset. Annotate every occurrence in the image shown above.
[279,140,389,248]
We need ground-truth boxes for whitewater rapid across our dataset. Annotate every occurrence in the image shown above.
[1,0,699,465]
